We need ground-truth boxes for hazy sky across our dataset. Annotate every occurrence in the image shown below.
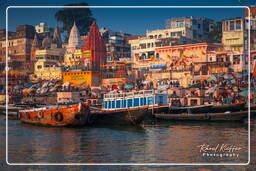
[1,0,255,35]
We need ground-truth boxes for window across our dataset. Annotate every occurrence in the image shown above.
[176,20,184,28]
[127,99,133,107]
[116,100,121,108]
[230,21,235,31]
[123,99,127,108]
[111,101,115,108]
[134,98,139,107]
[236,20,241,30]
[225,21,229,31]
[147,96,154,105]
[37,65,42,69]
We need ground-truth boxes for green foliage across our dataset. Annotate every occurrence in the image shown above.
[55,2,95,38]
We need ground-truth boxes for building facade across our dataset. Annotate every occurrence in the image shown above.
[100,28,131,61]
[165,16,213,42]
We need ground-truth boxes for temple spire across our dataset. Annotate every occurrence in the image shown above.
[66,21,81,53]
[30,33,39,61]
[82,21,106,71]
[52,26,62,48]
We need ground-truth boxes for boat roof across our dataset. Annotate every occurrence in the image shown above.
[104,90,155,99]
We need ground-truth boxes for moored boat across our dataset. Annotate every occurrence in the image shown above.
[210,103,246,113]
[154,110,255,121]
[19,102,91,127]
[90,90,169,125]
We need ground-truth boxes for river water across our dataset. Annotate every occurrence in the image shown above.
[0,115,255,170]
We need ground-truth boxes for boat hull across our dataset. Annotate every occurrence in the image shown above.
[210,103,246,113]
[153,110,255,121]
[19,103,90,127]
[91,107,153,125]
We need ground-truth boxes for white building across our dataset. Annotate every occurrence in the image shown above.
[35,22,50,33]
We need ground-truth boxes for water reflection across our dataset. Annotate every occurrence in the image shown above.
[1,117,251,164]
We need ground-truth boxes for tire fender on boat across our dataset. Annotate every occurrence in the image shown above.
[54,112,64,122]
[38,111,44,119]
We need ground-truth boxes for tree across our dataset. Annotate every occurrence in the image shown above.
[207,22,222,43]
[55,3,95,37]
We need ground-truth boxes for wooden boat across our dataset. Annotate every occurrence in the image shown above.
[90,90,169,125]
[168,104,213,114]
[154,110,255,121]
[0,105,22,120]
[210,103,246,113]
[19,102,91,127]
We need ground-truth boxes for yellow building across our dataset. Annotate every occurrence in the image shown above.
[64,49,83,67]
[222,18,244,52]
[33,48,65,80]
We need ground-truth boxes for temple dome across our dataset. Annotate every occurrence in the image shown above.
[67,22,81,53]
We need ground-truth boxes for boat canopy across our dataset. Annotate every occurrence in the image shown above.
[103,90,168,110]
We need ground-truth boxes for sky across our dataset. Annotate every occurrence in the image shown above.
[1,0,255,35]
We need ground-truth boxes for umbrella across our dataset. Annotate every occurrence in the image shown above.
[205,85,217,94]
[189,84,201,88]
[239,90,256,96]
[207,75,217,82]
[77,82,86,87]
[143,80,152,84]
[223,74,233,80]
[63,82,72,87]
[232,86,238,92]
[157,84,169,90]
[24,82,32,88]
[92,88,101,93]
[192,77,201,81]
[206,77,214,82]
[124,84,133,89]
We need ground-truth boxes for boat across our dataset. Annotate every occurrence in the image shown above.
[210,103,246,113]
[0,105,22,120]
[90,90,169,125]
[168,104,213,114]
[154,110,255,121]
[19,102,91,127]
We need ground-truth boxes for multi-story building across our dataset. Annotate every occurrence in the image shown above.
[33,27,65,80]
[100,28,131,60]
[35,22,50,33]
[0,25,35,63]
[34,48,65,80]
[222,17,245,53]
[0,25,35,96]
[165,16,214,42]
[134,43,222,87]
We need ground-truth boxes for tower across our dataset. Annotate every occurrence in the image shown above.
[82,21,106,71]
[30,34,39,61]
[52,26,62,48]
[66,22,81,53]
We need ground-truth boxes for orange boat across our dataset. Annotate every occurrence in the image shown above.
[19,102,91,127]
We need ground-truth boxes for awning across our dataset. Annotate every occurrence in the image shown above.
[150,64,166,69]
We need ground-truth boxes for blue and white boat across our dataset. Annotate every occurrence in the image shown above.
[90,90,169,125]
